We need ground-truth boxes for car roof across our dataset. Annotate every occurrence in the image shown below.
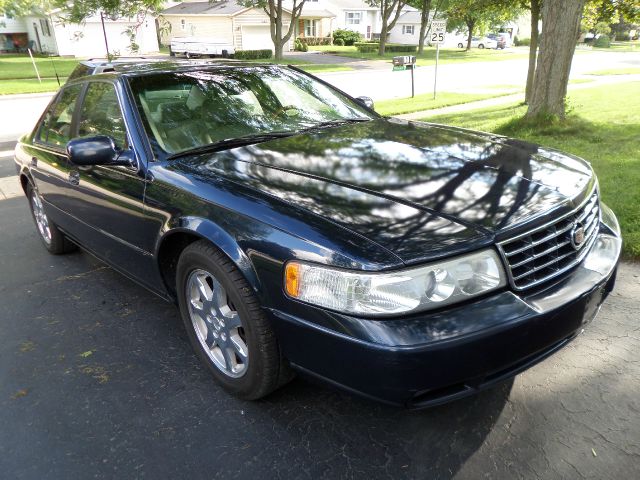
[70,58,277,81]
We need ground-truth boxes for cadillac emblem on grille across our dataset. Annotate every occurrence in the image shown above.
[571,222,586,249]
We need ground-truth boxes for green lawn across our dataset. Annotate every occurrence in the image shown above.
[423,82,640,258]
[0,78,66,95]
[0,54,78,80]
[375,91,515,116]
[587,67,640,76]
[309,45,528,66]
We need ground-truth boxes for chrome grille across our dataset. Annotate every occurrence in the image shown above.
[499,191,600,291]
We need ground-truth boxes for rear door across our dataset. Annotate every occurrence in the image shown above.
[64,80,156,287]
[29,84,83,231]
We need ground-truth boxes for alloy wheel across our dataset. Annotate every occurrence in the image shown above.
[31,189,52,245]
[186,269,249,378]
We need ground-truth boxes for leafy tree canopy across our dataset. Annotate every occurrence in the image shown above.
[0,0,163,21]
[445,0,523,36]
[582,0,640,32]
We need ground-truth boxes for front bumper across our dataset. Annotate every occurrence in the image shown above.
[267,205,622,408]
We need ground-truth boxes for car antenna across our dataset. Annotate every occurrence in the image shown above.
[49,55,61,86]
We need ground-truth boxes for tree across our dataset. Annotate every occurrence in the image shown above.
[582,0,640,33]
[526,0,586,118]
[407,0,446,55]
[522,0,541,104]
[0,0,49,17]
[367,0,407,55]
[445,0,521,51]
[241,0,307,60]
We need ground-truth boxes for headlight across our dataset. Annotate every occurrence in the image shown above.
[284,249,506,316]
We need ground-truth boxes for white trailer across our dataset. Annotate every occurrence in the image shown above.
[170,37,235,58]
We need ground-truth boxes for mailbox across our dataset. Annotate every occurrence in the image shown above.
[392,55,416,68]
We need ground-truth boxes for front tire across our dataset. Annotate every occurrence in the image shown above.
[478,43,485,49]
[457,43,464,48]
[176,240,291,400]
[27,184,76,254]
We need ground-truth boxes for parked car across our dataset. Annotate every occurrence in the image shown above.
[170,37,235,58]
[487,33,508,49]
[457,36,498,49]
[14,62,621,408]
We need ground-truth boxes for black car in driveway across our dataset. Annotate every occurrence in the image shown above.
[14,62,621,408]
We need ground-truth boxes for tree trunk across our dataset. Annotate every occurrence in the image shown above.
[417,0,432,55]
[379,14,389,56]
[526,0,585,118]
[466,20,475,50]
[524,0,540,104]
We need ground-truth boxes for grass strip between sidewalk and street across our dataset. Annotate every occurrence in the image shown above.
[422,82,640,258]
[375,91,517,116]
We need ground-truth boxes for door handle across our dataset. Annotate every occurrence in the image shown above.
[68,170,80,186]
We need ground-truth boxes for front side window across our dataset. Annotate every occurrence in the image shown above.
[37,84,82,147]
[77,82,127,149]
[129,66,374,155]
[346,12,362,25]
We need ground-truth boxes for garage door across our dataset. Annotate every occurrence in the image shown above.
[242,25,274,51]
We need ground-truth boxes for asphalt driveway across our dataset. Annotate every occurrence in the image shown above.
[0,148,639,479]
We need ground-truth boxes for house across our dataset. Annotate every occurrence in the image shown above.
[387,10,421,45]
[0,14,30,51]
[1,10,159,57]
[161,1,341,52]
[330,0,382,40]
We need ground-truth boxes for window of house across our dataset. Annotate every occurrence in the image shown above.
[180,19,186,31]
[402,25,415,35]
[37,84,83,147]
[39,18,51,37]
[304,20,316,37]
[346,12,362,25]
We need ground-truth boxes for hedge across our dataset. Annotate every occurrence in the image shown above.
[514,37,530,47]
[234,49,273,60]
[300,36,332,46]
[593,34,611,48]
[354,42,417,53]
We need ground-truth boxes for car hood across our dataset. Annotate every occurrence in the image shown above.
[174,118,595,265]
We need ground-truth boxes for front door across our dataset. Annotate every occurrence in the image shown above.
[65,81,155,287]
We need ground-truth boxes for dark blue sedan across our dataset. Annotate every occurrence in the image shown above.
[14,62,621,407]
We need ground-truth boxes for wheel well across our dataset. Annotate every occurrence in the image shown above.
[157,231,202,298]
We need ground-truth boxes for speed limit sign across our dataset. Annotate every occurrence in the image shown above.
[430,20,447,44]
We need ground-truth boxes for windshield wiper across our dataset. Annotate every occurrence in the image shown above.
[167,131,295,160]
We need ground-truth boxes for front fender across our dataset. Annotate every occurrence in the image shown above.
[158,216,262,294]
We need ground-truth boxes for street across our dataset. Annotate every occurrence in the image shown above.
[2,49,638,144]
[0,145,639,479]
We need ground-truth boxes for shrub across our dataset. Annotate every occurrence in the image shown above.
[333,29,362,46]
[514,37,530,47]
[334,38,345,46]
[593,34,611,48]
[354,42,416,53]
[235,49,273,60]
[301,36,331,46]
[294,38,305,52]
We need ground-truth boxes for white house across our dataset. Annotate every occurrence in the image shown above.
[1,10,159,57]
[0,14,30,51]
[387,10,421,45]
[161,1,343,52]
[330,0,382,40]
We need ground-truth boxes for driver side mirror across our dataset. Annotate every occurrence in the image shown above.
[66,135,136,168]
[355,96,374,110]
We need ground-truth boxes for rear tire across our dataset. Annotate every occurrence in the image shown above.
[27,184,76,255]
[176,240,292,400]
[458,43,464,48]
[478,44,485,49]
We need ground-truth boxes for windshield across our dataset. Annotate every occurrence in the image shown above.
[128,65,375,156]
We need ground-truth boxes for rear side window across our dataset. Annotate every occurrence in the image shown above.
[37,84,82,147]
[77,82,127,148]
[67,64,92,81]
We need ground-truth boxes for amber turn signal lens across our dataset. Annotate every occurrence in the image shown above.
[285,262,301,297]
